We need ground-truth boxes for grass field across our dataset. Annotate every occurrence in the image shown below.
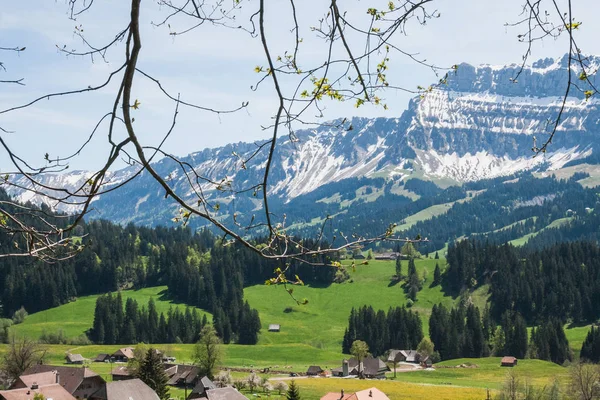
[10,286,210,340]
[508,217,574,246]
[389,357,568,389]
[244,258,453,352]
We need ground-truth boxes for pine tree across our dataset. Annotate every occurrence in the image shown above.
[395,258,402,279]
[137,348,170,400]
[286,380,301,400]
[432,264,441,286]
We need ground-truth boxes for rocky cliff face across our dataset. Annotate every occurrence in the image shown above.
[5,55,600,226]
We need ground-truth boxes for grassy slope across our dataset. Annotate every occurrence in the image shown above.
[11,286,211,340]
[245,259,452,353]
[508,217,574,246]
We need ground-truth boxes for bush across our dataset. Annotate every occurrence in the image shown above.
[334,268,350,283]
[12,307,28,325]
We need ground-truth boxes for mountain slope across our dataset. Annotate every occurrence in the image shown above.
[5,54,600,230]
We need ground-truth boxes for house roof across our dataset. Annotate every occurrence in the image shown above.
[112,347,135,359]
[100,378,160,400]
[66,353,85,362]
[0,383,76,400]
[189,376,217,398]
[17,371,58,388]
[354,388,390,400]
[19,365,101,394]
[320,392,356,400]
[205,387,249,400]
[307,366,324,374]
[95,353,110,362]
[163,364,200,386]
[111,366,131,376]
[501,356,517,364]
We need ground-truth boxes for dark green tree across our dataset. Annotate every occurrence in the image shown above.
[137,348,170,400]
[286,380,301,400]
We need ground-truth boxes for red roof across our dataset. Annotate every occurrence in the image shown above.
[501,356,517,364]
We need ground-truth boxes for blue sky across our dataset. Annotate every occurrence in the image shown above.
[1,0,599,171]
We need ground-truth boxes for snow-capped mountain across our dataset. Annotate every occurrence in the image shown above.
[5,54,600,227]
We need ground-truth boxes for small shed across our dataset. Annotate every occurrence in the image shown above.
[268,324,280,332]
[306,366,324,376]
[94,354,110,363]
[420,356,433,368]
[65,353,85,364]
[501,356,518,367]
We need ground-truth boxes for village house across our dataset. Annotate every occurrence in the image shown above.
[268,324,281,332]
[501,356,518,367]
[387,350,421,364]
[12,365,105,399]
[90,378,160,400]
[66,353,86,364]
[331,357,389,379]
[111,347,135,362]
[0,383,76,400]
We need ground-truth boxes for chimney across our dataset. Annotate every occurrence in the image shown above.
[55,371,60,385]
[31,382,39,390]
[340,389,344,400]
[369,390,373,397]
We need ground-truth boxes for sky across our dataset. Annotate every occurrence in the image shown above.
[1,0,599,172]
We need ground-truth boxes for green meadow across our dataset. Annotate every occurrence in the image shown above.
[10,286,210,340]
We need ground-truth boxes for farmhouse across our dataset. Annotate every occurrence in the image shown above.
[501,356,518,367]
[13,366,105,399]
[374,252,401,260]
[111,347,135,362]
[387,350,421,364]
[66,353,85,364]
[0,383,76,400]
[90,378,160,400]
[331,357,389,379]
[268,324,281,332]
[306,366,324,376]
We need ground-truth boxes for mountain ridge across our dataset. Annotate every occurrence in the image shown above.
[4,54,600,230]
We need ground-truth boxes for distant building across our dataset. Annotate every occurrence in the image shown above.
[65,353,85,364]
[306,366,324,376]
[501,356,518,367]
[268,324,281,332]
[331,357,389,379]
[374,252,401,260]
[420,356,433,368]
[90,378,160,400]
[387,350,421,364]
[111,347,135,362]
[94,353,110,363]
